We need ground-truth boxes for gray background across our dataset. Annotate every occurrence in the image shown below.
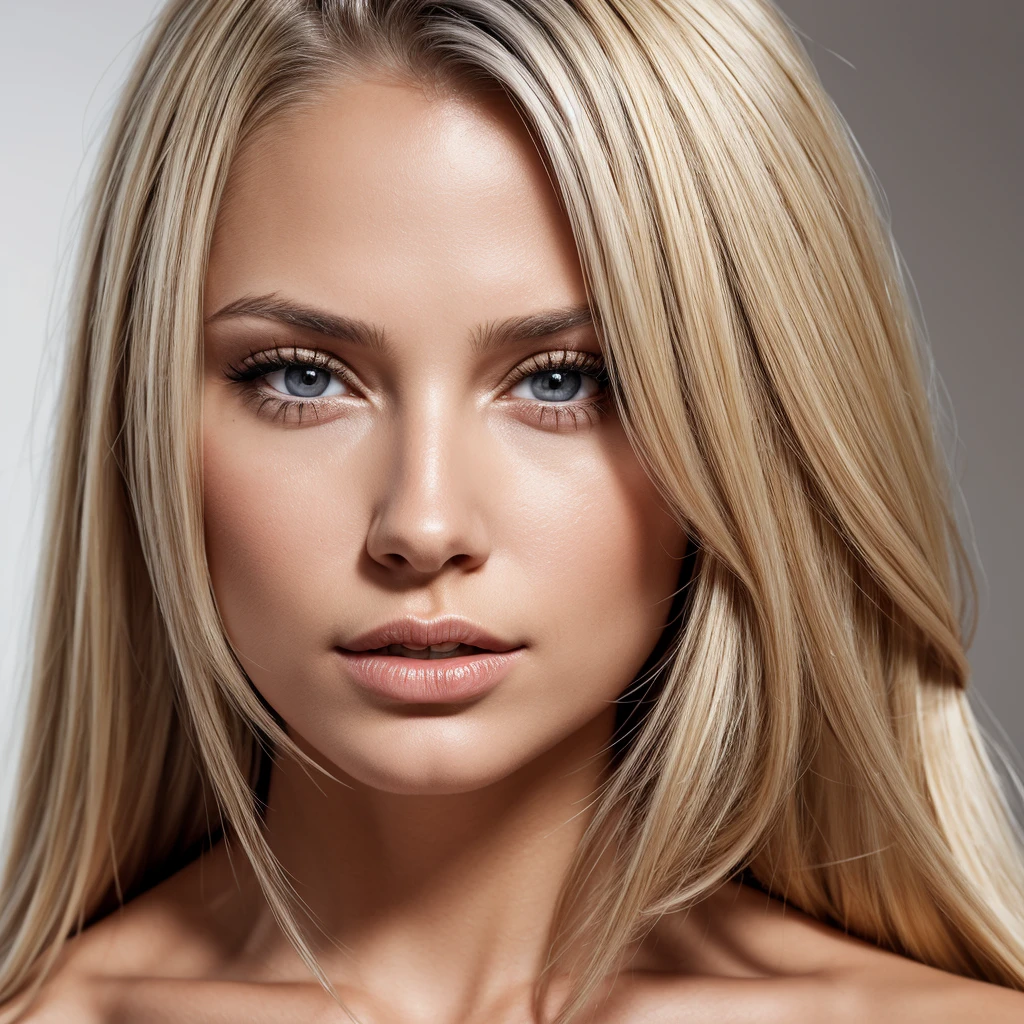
[774,0,1024,793]
[1,1,1021,844]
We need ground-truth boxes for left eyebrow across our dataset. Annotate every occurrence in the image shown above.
[204,292,598,356]
[469,303,598,355]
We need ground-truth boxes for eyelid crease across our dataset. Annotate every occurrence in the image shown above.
[224,343,355,381]
[491,347,609,399]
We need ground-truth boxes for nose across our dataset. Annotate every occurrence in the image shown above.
[364,396,491,577]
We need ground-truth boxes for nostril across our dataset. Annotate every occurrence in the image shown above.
[364,496,491,577]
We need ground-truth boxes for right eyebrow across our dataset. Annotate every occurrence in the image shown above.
[205,294,391,354]
[204,293,599,358]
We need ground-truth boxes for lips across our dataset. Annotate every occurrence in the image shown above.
[336,615,526,703]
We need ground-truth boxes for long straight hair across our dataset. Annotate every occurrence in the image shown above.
[2,0,1022,1020]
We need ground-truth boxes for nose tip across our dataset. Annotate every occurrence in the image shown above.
[364,420,490,577]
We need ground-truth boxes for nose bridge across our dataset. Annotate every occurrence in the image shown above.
[366,388,487,573]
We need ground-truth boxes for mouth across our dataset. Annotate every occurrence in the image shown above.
[335,643,526,703]
[360,642,493,660]
[336,616,525,702]
[340,615,521,655]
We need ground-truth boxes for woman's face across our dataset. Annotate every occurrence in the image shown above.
[202,78,688,794]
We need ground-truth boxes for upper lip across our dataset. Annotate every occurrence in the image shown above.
[340,615,523,653]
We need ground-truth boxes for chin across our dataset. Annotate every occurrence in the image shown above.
[332,752,530,797]
[312,717,550,796]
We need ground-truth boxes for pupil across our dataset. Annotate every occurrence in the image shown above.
[530,369,580,402]
[284,365,330,397]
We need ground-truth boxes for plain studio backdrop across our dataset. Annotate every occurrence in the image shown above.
[1,1,1021,853]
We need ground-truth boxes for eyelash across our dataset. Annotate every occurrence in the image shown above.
[223,344,612,430]
[224,346,359,425]
[503,348,611,431]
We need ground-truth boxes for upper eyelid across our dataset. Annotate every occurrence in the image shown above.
[229,344,347,372]
[508,348,606,372]
[499,349,607,391]
[225,344,359,388]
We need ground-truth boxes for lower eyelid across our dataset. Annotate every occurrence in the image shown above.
[520,401,605,431]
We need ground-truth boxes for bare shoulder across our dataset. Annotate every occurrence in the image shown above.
[629,879,1024,1023]
[5,840,257,1024]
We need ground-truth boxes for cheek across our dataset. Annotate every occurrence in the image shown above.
[508,433,687,703]
[201,412,367,670]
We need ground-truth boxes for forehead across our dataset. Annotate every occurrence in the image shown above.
[204,78,587,328]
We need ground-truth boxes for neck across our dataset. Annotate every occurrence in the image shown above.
[251,707,617,1017]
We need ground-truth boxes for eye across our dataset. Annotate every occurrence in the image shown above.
[499,350,611,431]
[508,367,603,403]
[263,364,349,399]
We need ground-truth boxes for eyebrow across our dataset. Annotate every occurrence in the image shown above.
[204,293,598,356]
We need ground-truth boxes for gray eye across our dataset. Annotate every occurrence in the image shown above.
[510,369,600,403]
[531,370,579,401]
[284,366,330,397]
[265,365,347,399]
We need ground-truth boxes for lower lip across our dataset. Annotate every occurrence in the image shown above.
[336,647,526,703]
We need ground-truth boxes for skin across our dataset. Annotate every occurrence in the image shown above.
[16,77,1024,1024]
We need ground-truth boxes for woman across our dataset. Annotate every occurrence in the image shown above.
[2,0,1022,1020]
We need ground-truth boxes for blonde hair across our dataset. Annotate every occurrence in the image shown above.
[2,0,1022,1019]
